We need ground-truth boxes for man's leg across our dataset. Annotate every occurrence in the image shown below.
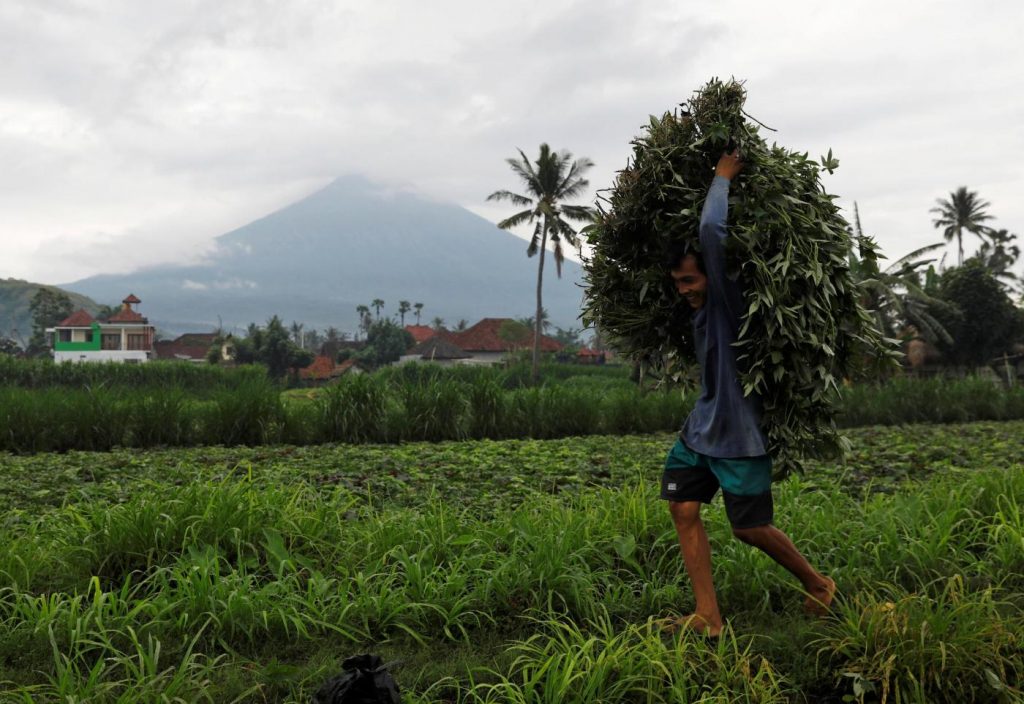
[730,523,836,615]
[668,500,723,636]
[713,456,836,616]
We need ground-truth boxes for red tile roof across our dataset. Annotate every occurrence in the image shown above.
[152,333,219,361]
[447,318,563,353]
[153,340,210,361]
[58,309,96,327]
[122,294,141,304]
[106,307,148,323]
[175,333,219,346]
[404,325,436,343]
[299,356,361,380]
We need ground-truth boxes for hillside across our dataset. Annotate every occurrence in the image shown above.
[0,279,102,344]
[64,176,588,336]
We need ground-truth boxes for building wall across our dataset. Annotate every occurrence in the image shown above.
[54,350,150,364]
[53,323,102,352]
[462,351,506,365]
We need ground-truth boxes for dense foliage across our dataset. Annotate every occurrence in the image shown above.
[232,315,313,379]
[27,287,73,355]
[930,260,1024,368]
[356,319,416,368]
[583,79,898,473]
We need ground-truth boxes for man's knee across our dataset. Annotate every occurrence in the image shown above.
[669,500,702,529]
[731,524,770,544]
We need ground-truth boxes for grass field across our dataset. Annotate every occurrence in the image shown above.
[1,422,1023,702]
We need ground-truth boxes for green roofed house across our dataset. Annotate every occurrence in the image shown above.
[48,294,156,364]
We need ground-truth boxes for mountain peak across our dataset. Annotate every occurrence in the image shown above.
[66,174,586,336]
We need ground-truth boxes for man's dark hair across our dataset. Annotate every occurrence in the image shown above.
[665,241,705,274]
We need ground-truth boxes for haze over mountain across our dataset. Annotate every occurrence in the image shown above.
[64,176,588,337]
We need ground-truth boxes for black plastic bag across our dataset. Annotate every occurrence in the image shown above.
[313,654,401,704]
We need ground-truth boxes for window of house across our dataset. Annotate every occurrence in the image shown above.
[84,330,94,343]
[58,330,72,342]
[127,334,147,351]
[101,333,121,350]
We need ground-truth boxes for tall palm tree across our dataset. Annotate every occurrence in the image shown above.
[973,228,1021,293]
[371,299,385,320]
[431,316,445,332]
[930,187,993,266]
[289,321,304,349]
[488,144,595,382]
[398,300,411,326]
[355,305,370,340]
[413,302,424,325]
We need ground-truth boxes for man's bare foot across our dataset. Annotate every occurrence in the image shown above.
[656,613,723,638]
[803,577,836,617]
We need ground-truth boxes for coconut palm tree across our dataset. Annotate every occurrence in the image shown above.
[487,144,595,382]
[355,305,371,340]
[431,316,446,332]
[398,300,411,326]
[413,302,424,325]
[931,187,993,266]
[371,299,385,320]
[972,228,1021,293]
[289,321,304,349]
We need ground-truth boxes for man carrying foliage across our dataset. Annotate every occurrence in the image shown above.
[660,149,836,637]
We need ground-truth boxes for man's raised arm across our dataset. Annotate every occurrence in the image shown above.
[698,149,744,284]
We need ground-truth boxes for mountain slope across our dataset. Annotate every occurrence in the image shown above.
[1,279,101,343]
[65,176,588,335]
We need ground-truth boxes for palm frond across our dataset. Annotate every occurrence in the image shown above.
[561,204,596,224]
[487,190,534,207]
[497,208,536,230]
[526,220,543,257]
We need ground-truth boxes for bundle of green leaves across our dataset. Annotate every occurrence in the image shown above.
[583,79,897,475]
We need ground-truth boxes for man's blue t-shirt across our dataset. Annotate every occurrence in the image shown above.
[680,175,767,459]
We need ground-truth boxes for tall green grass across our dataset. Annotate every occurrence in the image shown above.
[838,375,1024,427]
[0,457,1022,700]
[2,365,1024,452]
[0,355,267,393]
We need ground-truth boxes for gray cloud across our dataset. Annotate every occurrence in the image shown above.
[1,0,1021,284]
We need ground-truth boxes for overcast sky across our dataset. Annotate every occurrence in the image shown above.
[2,0,1022,285]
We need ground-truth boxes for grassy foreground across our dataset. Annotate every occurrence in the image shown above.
[1,422,1023,702]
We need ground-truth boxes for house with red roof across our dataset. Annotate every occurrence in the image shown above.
[153,333,234,363]
[404,325,437,344]
[444,318,563,365]
[398,335,472,367]
[48,294,156,364]
[298,355,366,386]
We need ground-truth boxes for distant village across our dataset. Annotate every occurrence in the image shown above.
[47,294,610,384]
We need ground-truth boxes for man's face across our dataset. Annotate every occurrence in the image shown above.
[670,254,707,309]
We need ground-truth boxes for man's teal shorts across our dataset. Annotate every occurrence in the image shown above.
[661,438,773,528]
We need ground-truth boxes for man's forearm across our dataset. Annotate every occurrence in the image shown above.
[700,175,731,243]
